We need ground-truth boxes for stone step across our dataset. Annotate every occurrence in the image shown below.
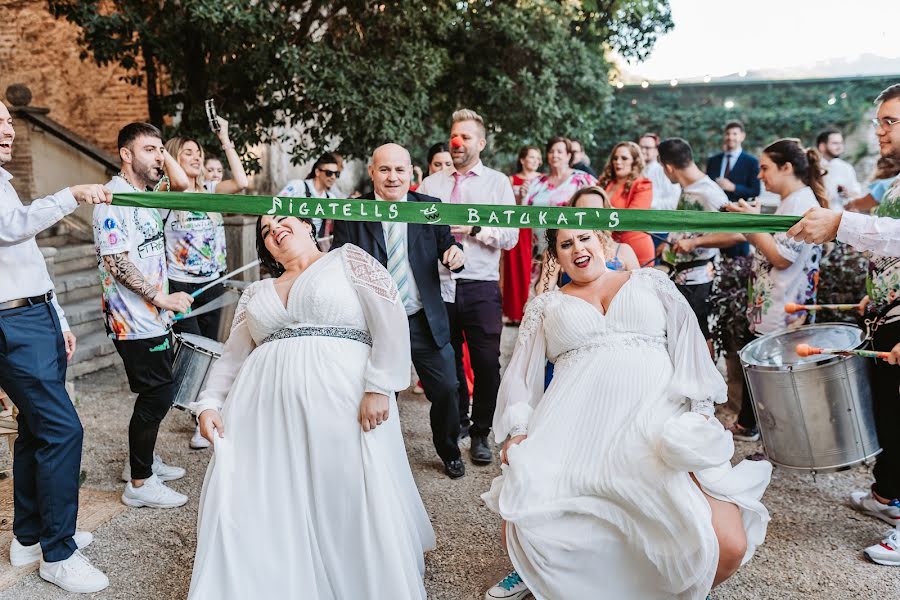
[60,298,101,327]
[36,234,73,247]
[70,330,115,365]
[71,318,105,340]
[68,352,121,380]
[53,245,97,276]
[55,268,100,304]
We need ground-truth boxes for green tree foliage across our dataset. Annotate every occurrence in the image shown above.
[48,0,672,169]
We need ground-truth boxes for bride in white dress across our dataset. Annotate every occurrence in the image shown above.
[187,215,435,599]
[483,228,772,600]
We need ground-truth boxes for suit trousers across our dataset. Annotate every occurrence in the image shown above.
[0,302,82,563]
[872,320,900,499]
[446,280,503,438]
[408,311,461,462]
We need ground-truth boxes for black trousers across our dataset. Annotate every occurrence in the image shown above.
[675,281,713,340]
[409,311,460,462]
[113,333,175,480]
[169,275,226,340]
[446,280,503,438]
[872,320,900,500]
[0,302,82,562]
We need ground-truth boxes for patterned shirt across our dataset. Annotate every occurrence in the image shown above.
[93,176,169,340]
[866,179,900,313]
[162,181,226,283]
[666,176,728,286]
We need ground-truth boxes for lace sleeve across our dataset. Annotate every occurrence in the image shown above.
[639,268,726,410]
[493,293,552,443]
[341,245,412,395]
[189,282,261,415]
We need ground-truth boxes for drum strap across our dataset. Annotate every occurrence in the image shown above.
[866,299,900,338]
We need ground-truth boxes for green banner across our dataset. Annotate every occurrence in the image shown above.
[112,192,800,233]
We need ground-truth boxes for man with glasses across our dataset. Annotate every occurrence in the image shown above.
[639,132,681,211]
[789,83,900,567]
[279,152,342,243]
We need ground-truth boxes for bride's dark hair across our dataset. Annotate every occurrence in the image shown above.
[255,215,318,277]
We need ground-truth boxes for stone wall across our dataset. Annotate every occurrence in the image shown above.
[0,0,147,153]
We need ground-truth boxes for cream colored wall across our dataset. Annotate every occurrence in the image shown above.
[30,128,115,229]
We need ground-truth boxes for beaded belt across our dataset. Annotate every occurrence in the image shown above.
[260,326,373,347]
[554,333,666,366]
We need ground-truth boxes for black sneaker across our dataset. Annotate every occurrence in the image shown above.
[470,435,493,464]
[444,458,465,479]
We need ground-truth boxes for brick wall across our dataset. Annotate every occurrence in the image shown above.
[0,0,148,153]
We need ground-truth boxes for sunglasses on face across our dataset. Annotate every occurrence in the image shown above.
[318,168,341,178]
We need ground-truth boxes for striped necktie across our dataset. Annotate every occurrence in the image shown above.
[385,221,410,308]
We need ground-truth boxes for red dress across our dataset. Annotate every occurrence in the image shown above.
[605,177,654,267]
[501,175,532,322]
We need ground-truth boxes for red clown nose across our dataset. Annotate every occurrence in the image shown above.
[450,137,464,149]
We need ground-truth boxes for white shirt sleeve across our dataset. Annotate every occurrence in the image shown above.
[0,188,78,246]
[837,211,900,257]
[51,292,70,332]
[476,176,519,250]
[189,284,260,415]
[492,294,550,443]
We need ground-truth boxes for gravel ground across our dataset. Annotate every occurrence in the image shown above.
[2,325,899,599]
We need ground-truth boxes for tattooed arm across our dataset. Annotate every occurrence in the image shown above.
[102,253,194,312]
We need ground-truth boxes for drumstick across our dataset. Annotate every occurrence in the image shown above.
[795,344,891,360]
[189,260,261,299]
[172,290,240,321]
[784,302,862,314]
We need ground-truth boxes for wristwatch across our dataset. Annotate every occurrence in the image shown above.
[469,226,482,237]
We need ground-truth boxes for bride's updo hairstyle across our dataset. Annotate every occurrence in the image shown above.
[255,215,318,277]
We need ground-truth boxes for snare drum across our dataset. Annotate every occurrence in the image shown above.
[172,333,224,411]
[740,323,880,472]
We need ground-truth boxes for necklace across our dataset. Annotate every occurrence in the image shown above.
[118,171,170,192]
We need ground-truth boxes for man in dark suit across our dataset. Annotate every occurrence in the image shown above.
[332,143,467,479]
[706,120,761,256]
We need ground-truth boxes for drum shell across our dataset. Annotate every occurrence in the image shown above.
[172,334,223,411]
[740,326,880,472]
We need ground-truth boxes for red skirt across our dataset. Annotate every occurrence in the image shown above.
[502,228,531,322]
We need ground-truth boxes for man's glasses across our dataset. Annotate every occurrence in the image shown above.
[318,168,341,178]
[871,116,900,130]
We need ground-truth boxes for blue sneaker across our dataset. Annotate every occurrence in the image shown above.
[485,570,530,599]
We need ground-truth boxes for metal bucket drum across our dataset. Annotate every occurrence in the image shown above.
[739,323,880,472]
[172,333,224,411]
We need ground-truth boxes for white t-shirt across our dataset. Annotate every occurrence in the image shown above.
[93,176,169,340]
[278,178,335,235]
[822,157,861,213]
[667,176,728,285]
[748,186,822,336]
[161,181,226,283]
[644,160,682,211]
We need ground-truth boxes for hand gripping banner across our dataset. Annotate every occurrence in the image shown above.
[112,192,801,233]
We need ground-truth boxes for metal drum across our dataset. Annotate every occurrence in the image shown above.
[172,333,224,411]
[740,323,880,472]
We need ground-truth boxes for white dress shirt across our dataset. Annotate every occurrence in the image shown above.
[378,194,423,316]
[417,161,518,301]
[837,210,900,257]
[644,160,682,211]
[719,149,743,179]
[0,167,74,330]
[822,157,862,213]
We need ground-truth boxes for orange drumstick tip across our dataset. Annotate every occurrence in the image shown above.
[796,344,819,357]
[784,303,802,314]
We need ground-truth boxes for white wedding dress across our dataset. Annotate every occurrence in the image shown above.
[483,268,772,600]
[187,245,435,600]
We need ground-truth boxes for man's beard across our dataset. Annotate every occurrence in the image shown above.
[132,159,164,190]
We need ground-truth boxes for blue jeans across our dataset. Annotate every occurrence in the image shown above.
[0,302,82,562]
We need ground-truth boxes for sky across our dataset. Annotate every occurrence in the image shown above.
[624,0,899,80]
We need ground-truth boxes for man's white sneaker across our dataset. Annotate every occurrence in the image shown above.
[39,550,109,594]
[121,474,188,509]
[121,453,186,482]
[10,531,94,567]
[864,529,900,566]
[190,424,211,449]
[486,570,530,600]
[849,489,900,526]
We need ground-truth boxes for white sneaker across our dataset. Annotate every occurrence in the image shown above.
[190,424,211,449]
[121,474,188,509]
[486,571,530,599]
[10,531,94,567]
[850,489,900,527]
[864,529,900,566]
[121,453,186,482]
[39,550,109,593]
[413,382,425,395]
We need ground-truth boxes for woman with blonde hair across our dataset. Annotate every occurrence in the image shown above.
[599,141,654,266]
